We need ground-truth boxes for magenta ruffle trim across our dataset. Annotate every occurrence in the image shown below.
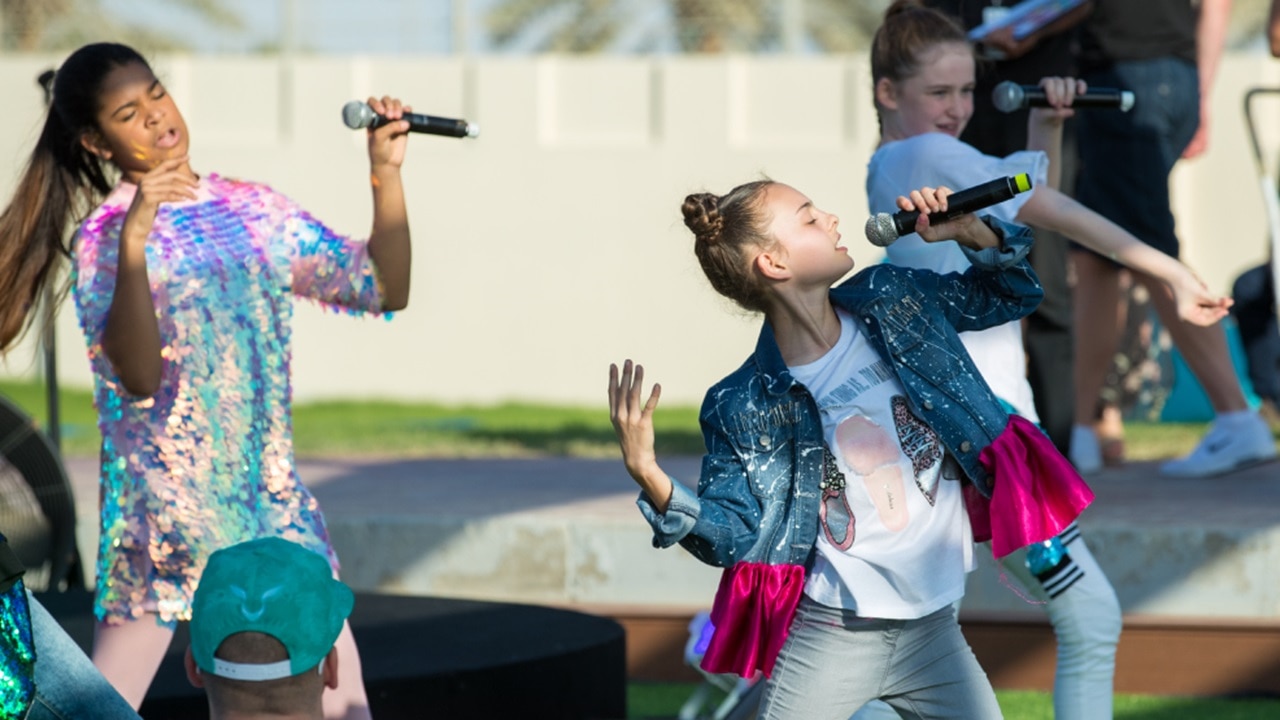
[701,561,805,679]
[966,414,1095,558]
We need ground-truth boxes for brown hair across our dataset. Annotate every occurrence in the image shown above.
[681,180,776,312]
[870,0,970,112]
[0,43,148,353]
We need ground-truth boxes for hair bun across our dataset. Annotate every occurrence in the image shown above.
[682,193,724,245]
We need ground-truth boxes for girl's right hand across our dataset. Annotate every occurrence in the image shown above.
[608,359,674,512]
[1029,76,1086,127]
[122,156,198,239]
[608,360,662,478]
[897,186,999,250]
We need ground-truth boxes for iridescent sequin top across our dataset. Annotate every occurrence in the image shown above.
[71,174,386,624]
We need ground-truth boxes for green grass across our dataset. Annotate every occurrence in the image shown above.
[627,682,1280,719]
[0,380,706,459]
[0,379,1234,462]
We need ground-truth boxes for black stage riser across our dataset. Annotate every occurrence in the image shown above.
[36,590,627,720]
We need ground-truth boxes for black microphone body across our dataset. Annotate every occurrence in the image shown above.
[341,100,480,139]
[864,174,1032,247]
[992,81,1135,113]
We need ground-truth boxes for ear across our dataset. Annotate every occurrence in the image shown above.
[322,646,340,690]
[875,77,900,112]
[79,129,112,161]
[184,646,205,689]
[754,248,791,282]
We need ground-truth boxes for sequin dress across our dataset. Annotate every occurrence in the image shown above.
[71,174,385,624]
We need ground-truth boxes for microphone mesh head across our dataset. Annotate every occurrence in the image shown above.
[341,100,374,130]
[991,81,1024,114]
[864,214,898,248]
[465,122,480,138]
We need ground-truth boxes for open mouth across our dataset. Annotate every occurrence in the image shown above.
[156,128,181,149]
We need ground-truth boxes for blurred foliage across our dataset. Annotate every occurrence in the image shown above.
[485,0,894,53]
[0,0,241,52]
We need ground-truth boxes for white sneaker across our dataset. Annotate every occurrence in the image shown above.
[1159,413,1279,478]
[1070,424,1103,475]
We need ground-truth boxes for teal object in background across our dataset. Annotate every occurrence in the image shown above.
[1159,319,1261,422]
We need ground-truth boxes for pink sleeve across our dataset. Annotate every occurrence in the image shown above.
[70,209,174,398]
[263,188,387,316]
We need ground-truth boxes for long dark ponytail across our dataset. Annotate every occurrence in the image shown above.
[0,42,149,352]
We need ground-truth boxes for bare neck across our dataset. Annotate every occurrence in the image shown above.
[766,288,841,367]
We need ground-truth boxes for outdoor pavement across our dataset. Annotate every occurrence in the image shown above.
[62,453,1280,620]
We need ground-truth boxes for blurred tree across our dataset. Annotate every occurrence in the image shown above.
[485,0,892,53]
[0,0,242,52]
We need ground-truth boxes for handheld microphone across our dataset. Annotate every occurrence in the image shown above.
[864,174,1033,247]
[992,81,1135,113]
[341,100,480,139]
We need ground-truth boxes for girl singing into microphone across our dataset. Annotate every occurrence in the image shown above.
[0,42,412,718]
[860,3,1245,718]
[610,179,1095,718]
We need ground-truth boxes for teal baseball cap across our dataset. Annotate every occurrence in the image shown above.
[190,537,354,681]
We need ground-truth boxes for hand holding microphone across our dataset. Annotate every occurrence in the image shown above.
[343,100,480,139]
[864,174,1033,247]
[993,80,1135,113]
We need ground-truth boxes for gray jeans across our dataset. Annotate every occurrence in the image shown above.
[759,598,1002,720]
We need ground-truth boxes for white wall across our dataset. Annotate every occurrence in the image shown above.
[2,52,1278,406]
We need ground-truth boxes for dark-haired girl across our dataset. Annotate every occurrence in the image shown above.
[0,43,412,718]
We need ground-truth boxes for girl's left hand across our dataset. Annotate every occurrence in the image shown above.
[1171,270,1233,326]
[1030,76,1087,125]
[366,95,411,171]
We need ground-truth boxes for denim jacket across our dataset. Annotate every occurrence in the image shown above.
[638,218,1042,569]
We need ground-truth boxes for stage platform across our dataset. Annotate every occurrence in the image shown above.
[62,454,1280,697]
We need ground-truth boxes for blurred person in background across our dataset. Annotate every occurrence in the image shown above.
[1069,0,1277,477]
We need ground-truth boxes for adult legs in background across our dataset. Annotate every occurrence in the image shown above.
[1073,57,1274,476]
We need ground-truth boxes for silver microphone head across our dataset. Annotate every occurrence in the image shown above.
[991,81,1025,114]
[464,122,480,138]
[1118,91,1136,112]
[864,213,898,248]
[342,100,375,130]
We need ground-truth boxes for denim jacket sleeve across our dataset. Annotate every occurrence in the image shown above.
[636,403,766,568]
[923,216,1043,334]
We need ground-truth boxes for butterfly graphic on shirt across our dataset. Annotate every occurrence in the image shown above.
[891,395,943,505]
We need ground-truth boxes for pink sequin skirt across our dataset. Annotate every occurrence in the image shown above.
[701,561,805,678]
[966,414,1095,558]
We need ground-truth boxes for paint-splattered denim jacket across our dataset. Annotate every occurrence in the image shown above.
[637,218,1042,569]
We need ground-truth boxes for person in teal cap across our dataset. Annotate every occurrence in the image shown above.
[184,537,355,720]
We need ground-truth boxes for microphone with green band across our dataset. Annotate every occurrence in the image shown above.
[865,173,1033,247]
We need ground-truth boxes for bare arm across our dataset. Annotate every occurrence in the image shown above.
[1184,0,1233,158]
[1271,0,1280,57]
[362,96,412,312]
[1025,77,1086,190]
[1016,186,1231,325]
[101,156,197,397]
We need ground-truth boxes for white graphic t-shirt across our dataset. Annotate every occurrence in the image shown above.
[789,310,975,619]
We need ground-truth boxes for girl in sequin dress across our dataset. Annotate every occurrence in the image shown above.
[0,43,413,718]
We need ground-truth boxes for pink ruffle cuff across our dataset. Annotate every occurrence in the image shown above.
[701,561,806,678]
[966,414,1095,558]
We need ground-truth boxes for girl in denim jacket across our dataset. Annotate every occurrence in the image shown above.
[609,182,1091,719]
